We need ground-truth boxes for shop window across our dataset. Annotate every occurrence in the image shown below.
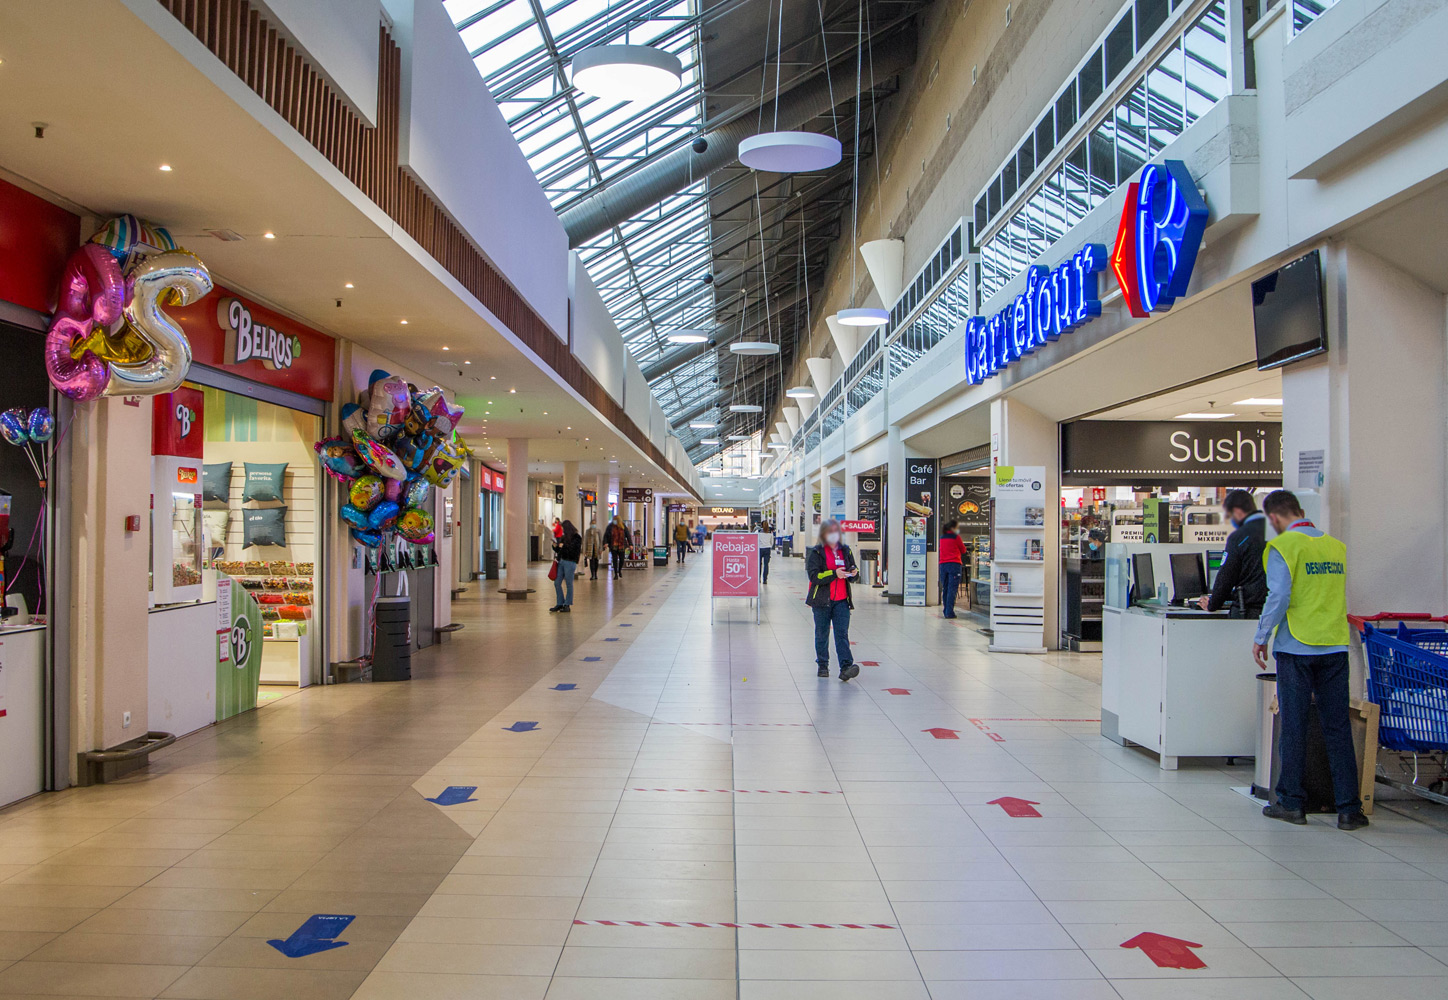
[1147,41,1185,154]
[1184,1,1229,124]
[1078,48,1104,110]
[1115,82,1148,183]
[1105,14,1135,86]
[1136,0,1170,44]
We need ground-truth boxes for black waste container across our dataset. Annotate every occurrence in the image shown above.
[373,596,412,682]
[483,548,500,580]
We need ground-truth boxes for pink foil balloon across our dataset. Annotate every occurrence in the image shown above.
[45,244,126,401]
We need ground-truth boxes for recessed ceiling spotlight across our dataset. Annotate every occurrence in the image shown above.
[344,282,354,288]
[490,375,497,380]
[441,346,449,351]
[509,388,517,394]
[263,231,276,239]
[400,319,409,325]
[159,164,173,172]
[464,360,472,365]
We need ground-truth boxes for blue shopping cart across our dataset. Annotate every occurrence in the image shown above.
[1354,613,1448,753]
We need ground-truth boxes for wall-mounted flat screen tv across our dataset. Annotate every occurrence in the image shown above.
[1253,249,1327,370]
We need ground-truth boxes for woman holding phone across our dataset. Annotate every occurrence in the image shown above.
[805,519,859,681]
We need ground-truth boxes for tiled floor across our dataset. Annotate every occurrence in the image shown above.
[3,554,1448,999]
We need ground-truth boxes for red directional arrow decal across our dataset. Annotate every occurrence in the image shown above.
[922,728,960,739]
[988,797,1042,818]
[883,688,912,696]
[1120,932,1206,970]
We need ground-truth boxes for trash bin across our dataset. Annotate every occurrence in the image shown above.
[483,548,500,580]
[1253,673,1276,798]
[780,537,793,558]
[372,596,412,682]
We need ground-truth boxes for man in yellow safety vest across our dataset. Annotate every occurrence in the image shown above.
[1252,490,1367,830]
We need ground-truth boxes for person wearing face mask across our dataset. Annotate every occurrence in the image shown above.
[805,519,859,681]
[1195,489,1267,617]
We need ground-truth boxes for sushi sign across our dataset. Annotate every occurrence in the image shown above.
[966,160,1207,385]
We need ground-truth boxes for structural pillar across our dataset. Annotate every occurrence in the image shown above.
[504,438,530,598]
[563,460,579,530]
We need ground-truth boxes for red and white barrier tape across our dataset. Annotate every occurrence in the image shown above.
[574,919,896,930]
[630,787,840,794]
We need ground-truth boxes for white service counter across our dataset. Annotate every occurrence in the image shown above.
[0,624,46,807]
[1103,604,1261,769]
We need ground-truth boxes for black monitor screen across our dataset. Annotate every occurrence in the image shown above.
[1253,249,1327,370]
[1132,553,1156,604]
[1170,552,1206,601]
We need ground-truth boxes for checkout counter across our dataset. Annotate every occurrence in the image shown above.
[1101,543,1259,769]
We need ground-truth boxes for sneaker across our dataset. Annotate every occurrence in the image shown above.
[1338,811,1370,831]
[839,664,860,682]
[817,666,830,678]
[1262,803,1307,825]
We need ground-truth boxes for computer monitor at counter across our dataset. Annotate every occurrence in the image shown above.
[1170,552,1207,602]
[1131,553,1156,605]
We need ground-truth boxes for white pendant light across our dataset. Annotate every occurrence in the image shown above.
[727,434,751,442]
[769,442,789,450]
[835,307,889,327]
[571,44,682,104]
[700,438,721,445]
[689,421,716,429]
[729,341,780,356]
[785,385,816,399]
[728,403,763,413]
[666,329,709,344]
[738,131,842,173]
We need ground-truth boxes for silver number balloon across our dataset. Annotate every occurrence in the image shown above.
[104,249,213,397]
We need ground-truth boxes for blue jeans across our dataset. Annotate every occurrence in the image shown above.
[1274,650,1361,813]
[676,540,686,561]
[554,560,576,606]
[940,562,962,617]
[760,548,771,583]
[813,600,852,670]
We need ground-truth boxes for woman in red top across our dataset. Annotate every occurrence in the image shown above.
[938,518,966,619]
[804,519,859,681]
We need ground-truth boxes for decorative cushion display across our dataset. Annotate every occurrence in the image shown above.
[202,510,230,550]
[242,506,288,548]
[202,462,232,502]
[242,462,288,502]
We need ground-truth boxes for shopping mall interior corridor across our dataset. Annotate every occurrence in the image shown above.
[2,555,1448,1000]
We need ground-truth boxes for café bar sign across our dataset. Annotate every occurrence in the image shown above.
[967,160,1207,385]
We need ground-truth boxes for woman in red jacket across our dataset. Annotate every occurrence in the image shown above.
[938,519,966,619]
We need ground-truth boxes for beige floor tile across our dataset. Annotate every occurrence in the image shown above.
[72,909,252,938]
[374,942,561,976]
[0,960,188,997]
[396,917,573,947]
[157,966,367,1000]
[2,867,163,888]
[543,977,735,1000]
[26,933,224,967]
[554,946,736,979]
[350,971,549,1000]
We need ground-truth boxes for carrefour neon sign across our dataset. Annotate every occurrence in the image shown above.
[966,160,1207,385]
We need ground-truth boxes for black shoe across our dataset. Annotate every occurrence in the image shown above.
[548,605,562,612]
[559,606,571,613]
[839,664,860,682]
[1262,803,1307,825]
[943,613,957,619]
[1338,811,1370,831]
[818,666,830,678]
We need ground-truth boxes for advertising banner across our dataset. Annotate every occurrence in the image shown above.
[947,481,991,534]
[856,475,882,541]
[711,532,760,599]
[1142,498,1171,544]
[905,460,938,551]
[215,574,263,722]
[903,517,928,606]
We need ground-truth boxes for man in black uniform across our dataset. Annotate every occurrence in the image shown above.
[1196,489,1268,617]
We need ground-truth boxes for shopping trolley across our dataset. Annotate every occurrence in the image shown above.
[1352,612,1448,803]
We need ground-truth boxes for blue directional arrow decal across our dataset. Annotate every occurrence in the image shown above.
[552,683,578,690]
[604,638,619,642]
[581,657,602,662]
[503,721,539,732]
[267,914,354,958]
[425,786,477,806]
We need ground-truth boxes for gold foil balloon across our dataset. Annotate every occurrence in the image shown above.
[103,249,212,397]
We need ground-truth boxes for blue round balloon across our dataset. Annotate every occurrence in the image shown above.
[367,500,400,530]
[0,409,28,446]
[26,408,54,444]
[340,503,371,530]
[349,527,382,547]
[402,477,430,508]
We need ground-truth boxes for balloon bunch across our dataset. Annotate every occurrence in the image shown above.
[44,215,213,402]
[0,407,56,488]
[314,370,471,551]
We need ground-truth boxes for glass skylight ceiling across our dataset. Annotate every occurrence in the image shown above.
[448,0,713,375]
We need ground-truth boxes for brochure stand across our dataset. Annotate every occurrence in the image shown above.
[710,531,760,624]
[988,466,1047,653]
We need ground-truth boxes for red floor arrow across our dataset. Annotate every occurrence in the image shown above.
[922,727,959,739]
[1120,932,1206,970]
[884,688,911,695]
[987,797,1042,818]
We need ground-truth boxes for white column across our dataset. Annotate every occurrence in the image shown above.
[653,494,663,548]
[885,425,906,600]
[563,460,579,530]
[504,439,530,597]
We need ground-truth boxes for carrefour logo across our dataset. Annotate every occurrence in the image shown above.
[967,160,1207,386]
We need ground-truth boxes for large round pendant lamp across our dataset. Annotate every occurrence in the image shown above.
[571,44,682,104]
[835,307,889,327]
[729,403,763,413]
[738,131,842,173]
[666,329,708,344]
[784,385,816,399]
[729,341,780,356]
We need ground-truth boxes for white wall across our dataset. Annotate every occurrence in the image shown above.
[623,356,650,433]
[385,0,569,339]
[569,253,625,402]
[254,0,381,125]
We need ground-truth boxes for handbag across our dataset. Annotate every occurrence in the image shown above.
[548,560,559,581]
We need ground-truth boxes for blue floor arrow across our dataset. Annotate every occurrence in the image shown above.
[551,683,578,690]
[267,914,354,958]
[503,721,539,732]
[581,656,602,662]
[425,785,477,806]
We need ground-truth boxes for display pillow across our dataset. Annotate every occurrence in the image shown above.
[242,506,288,548]
[202,462,232,502]
[243,462,288,502]
[203,509,230,548]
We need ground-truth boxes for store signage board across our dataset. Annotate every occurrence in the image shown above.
[905,461,937,552]
[966,160,1207,385]
[1061,421,1283,487]
[621,487,653,504]
[857,475,882,541]
[151,387,205,460]
[492,472,505,493]
[903,517,928,606]
[840,519,876,533]
[174,285,336,400]
[0,177,81,314]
